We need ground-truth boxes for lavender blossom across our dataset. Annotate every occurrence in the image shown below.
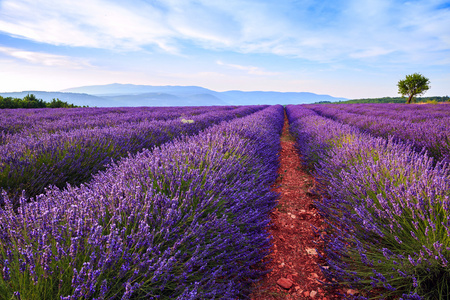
[0,105,283,299]
[286,104,450,299]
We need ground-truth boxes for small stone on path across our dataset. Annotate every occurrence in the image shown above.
[347,289,359,295]
[306,247,317,255]
[276,278,293,290]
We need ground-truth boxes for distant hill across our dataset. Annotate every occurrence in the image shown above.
[220,90,346,105]
[103,92,228,106]
[1,84,348,107]
[61,84,219,98]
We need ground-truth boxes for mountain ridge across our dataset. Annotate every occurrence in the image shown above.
[1,84,347,107]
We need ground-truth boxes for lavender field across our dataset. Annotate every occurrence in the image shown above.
[0,105,284,299]
[1,104,449,299]
[287,104,450,299]
[305,103,450,164]
[0,105,262,204]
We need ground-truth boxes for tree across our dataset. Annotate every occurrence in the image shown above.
[23,93,46,108]
[0,95,80,109]
[46,98,76,108]
[397,73,430,104]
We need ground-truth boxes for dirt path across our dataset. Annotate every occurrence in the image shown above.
[251,114,340,300]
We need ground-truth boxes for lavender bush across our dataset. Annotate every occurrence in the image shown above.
[0,105,283,299]
[0,106,262,204]
[307,103,450,164]
[286,105,450,299]
[0,106,237,140]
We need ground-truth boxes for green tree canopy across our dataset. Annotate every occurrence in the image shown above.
[397,73,430,104]
[0,94,80,109]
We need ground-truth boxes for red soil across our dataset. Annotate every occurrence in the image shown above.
[251,115,343,300]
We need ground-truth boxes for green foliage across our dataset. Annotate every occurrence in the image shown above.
[397,73,431,104]
[0,94,79,109]
[46,98,78,108]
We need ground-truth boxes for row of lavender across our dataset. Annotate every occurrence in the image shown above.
[306,103,450,164]
[0,106,263,205]
[313,103,450,121]
[286,105,450,299]
[0,105,284,299]
[0,106,238,143]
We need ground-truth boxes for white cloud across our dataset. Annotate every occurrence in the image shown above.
[0,47,92,68]
[0,0,176,51]
[0,0,448,66]
[216,60,279,76]
[349,47,394,59]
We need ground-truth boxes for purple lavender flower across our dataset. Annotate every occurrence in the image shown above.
[286,104,450,299]
[0,105,283,299]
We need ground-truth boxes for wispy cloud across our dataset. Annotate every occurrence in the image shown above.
[0,0,449,66]
[0,46,91,68]
[0,0,176,51]
[0,0,449,97]
[216,60,279,76]
[349,47,394,59]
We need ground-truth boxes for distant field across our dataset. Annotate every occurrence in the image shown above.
[287,103,450,299]
[1,104,449,299]
[327,95,450,104]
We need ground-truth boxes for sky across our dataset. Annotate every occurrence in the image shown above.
[0,0,449,99]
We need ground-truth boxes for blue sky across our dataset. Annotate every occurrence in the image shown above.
[0,0,449,99]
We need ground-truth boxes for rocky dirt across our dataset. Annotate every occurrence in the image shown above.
[251,115,343,300]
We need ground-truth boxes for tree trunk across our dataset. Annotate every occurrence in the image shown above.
[407,94,413,104]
